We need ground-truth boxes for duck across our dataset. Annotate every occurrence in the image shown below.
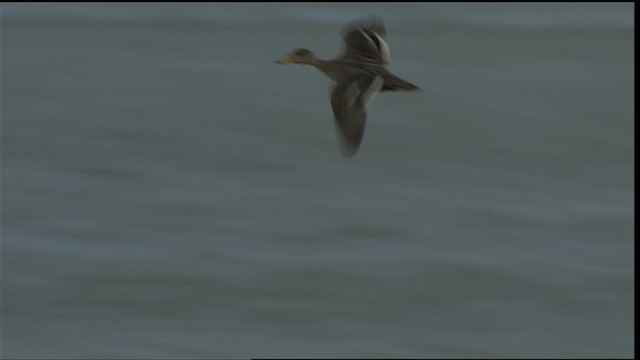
[276,17,420,157]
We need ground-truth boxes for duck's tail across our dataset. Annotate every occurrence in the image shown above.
[382,73,420,92]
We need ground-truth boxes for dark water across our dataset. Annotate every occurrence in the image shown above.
[1,3,634,358]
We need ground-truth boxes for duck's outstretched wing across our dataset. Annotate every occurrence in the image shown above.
[340,17,390,65]
[330,74,385,157]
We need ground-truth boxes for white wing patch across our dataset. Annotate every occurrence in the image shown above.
[343,75,384,113]
[359,28,391,64]
[345,81,361,109]
[360,75,384,109]
[375,33,391,64]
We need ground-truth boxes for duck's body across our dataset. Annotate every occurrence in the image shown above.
[277,17,419,157]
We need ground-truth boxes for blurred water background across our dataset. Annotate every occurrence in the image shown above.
[0,3,634,358]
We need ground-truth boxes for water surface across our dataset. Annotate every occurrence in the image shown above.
[1,3,634,358]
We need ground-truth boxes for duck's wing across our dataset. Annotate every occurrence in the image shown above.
[330,73,385,157]
[340,17,390,65]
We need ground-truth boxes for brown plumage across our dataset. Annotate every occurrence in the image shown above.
[276,17,420,157]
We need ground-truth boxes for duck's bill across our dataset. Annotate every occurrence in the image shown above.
[275,55,295,64]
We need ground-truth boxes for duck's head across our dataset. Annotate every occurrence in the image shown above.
[276,48,316,65]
